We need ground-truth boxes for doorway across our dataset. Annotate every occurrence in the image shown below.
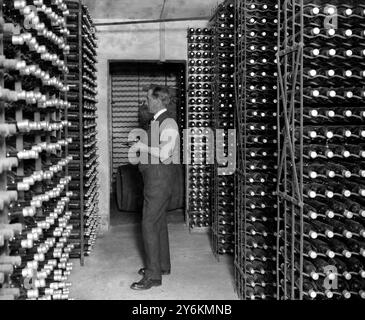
[108,61,186,225]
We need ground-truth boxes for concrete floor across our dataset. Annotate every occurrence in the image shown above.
[68,223,238,300]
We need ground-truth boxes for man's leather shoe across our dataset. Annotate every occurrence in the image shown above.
[138,268,171,276]
[130,277,162,290]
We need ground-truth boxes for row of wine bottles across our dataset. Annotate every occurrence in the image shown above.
[65,1,100,261]
[210,0,236,256]
[189,0,365,301]
[1,0,74,300]
[187,27,214,229]
[233,0,279,299]
[276,0,365,300]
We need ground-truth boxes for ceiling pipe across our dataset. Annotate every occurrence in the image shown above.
[159,0,168,62]
[94,16,210,27]
[160,0,168,18]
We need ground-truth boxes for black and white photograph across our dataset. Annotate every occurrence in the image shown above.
[0,0,364,309]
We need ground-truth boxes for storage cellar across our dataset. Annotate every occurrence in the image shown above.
[0,0,365,301]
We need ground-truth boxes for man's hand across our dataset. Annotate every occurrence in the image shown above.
[131,141,149,153]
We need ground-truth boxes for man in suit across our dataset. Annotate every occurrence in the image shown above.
[130,85,179,290]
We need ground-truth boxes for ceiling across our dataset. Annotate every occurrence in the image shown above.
[82,0,218,21]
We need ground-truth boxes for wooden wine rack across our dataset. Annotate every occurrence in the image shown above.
[0,0,73,300]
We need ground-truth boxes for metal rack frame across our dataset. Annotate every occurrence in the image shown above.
[210,4,221,257]
[233,0,247,299]
[0,0,7,231]
[66,0,100,266]
[66,0,85,266]
[78,0,85,266]
[276,0,304,300]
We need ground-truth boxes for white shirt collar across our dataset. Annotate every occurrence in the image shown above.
[153,108,167,121]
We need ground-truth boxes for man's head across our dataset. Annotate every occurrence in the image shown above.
[147,86,171,115]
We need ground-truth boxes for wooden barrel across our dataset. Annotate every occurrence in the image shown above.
[168,164,184,211]
[115,165,144,212]
[115,164,184,212]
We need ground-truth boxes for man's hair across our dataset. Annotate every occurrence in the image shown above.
[149,85,171,108]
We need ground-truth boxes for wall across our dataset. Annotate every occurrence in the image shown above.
[95,20,208,233]
[83,0,217,20]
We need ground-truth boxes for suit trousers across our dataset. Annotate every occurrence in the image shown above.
[139,164,174,280]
